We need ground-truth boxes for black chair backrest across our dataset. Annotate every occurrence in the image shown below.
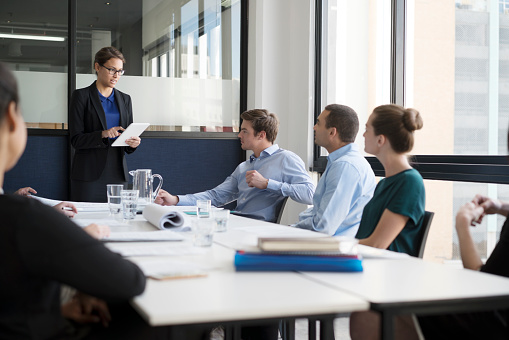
[417,211,435,258]
[220,196,289,224]
[275,197,289,224]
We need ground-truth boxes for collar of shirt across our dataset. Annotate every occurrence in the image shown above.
[327,143,358,164]
[249,144,280,163]
[98,89,115,103]
[0,188,3,194]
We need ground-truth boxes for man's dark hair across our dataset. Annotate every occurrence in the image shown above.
[240,109,279,143]
[324,104,359,143]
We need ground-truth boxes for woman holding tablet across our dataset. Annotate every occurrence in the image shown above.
[69,46,140,202]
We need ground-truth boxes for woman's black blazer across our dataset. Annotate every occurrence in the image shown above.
[69,81,136,182]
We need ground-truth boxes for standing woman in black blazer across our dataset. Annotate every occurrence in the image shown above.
[70,46,140,202]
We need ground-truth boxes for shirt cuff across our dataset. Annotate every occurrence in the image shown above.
[176,195,192,206]
[266,179,282,192]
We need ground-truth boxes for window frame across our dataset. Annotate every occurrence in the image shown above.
[312,0,509,185]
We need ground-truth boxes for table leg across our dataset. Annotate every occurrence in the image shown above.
[308,319,316,340]
[280,319,295,340]
[319,318,335,340]
[224,324,241,340]
[381,311,395,340]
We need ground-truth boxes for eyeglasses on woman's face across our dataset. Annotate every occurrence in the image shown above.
[100,64,125,76]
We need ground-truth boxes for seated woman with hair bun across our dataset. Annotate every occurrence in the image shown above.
[355,104,426,256]
[350,104,426,340]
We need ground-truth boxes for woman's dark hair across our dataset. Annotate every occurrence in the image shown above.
[371,104,423,154]
[0,62,19,122]
[94,46,126,73]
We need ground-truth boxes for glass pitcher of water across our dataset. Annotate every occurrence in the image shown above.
[129,169,163,212]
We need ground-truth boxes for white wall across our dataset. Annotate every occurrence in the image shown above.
[248,0,316,224]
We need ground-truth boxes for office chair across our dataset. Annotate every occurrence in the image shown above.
[220,196,289,224]
[417,210,435,258]
[275,197,289,224]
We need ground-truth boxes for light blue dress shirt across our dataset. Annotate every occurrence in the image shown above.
[293,143,376,237]
[177,144,315,222]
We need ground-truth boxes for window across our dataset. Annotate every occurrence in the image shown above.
[320,0,509,263]
[0,0,244,133]
[76,0,242,132]
[317,0,391,158]
[0,0,68,129]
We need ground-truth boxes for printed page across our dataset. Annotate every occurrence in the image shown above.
[104,230,184,242]
[135,259,209,280]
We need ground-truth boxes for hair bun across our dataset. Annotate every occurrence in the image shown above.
[402,108,423,132]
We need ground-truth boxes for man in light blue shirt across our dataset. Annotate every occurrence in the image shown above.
[155,109,315,223]
[294,104,376,236]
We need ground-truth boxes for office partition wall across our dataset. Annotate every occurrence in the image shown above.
[0,0,247,199]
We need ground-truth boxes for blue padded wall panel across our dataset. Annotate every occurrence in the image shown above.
[4,135,69,200]
[4,136,243,201]
[126,138,243,195]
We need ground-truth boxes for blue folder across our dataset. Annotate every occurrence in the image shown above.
[234,251,363,272]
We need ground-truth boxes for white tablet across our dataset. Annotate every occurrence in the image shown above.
[112,123,150,147]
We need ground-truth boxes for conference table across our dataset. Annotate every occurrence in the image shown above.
[75,208,509,340]
[75,211,369,340]
[303,258,509,339]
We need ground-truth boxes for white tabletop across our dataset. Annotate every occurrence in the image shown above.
[75,212,369,326]
[302,257,509,305]
[131,246,368,326]
[75,210,509,328]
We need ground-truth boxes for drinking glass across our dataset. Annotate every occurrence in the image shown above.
[107,184,124,220]
[213,209,230,232]
[192,218,214,247]
[196,200,211,218]
[121,190,139,220]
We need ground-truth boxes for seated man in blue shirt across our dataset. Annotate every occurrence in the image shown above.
[293,104,376,236]
[155,109,315,223]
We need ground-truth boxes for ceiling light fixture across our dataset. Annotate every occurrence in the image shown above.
[0,33,65,42]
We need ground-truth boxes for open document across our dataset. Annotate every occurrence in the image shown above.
[103,230,184,242]
[30,195,109,212]
[134,259,209,280]
[143,204,192,231]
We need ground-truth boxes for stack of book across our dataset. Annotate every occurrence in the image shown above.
[234,237,363,272]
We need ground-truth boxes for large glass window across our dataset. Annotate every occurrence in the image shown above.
[405,0,506,263]
[320,0,391,156]
[322,0,508,264]
[76,0,241,132]
[0,0,68,129]
[423,180,508,263]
